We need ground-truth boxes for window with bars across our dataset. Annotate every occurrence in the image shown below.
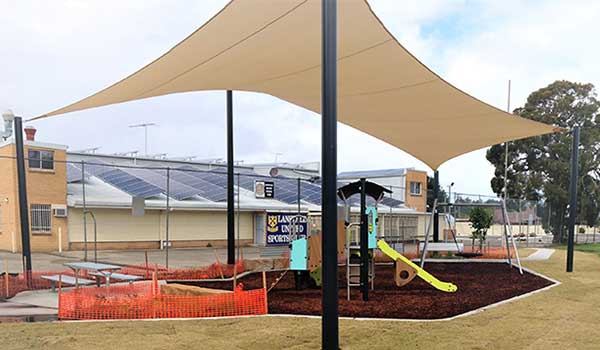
[31,204,52,233]
[28,149,54,170]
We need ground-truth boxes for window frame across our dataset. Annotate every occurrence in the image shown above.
[28,149,55,171]
[409,181,422,196]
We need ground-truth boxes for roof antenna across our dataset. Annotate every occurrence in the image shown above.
[275,152,283,163]
[503,80,511,199]
[129,123,157,156]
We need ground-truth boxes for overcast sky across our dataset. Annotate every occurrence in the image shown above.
[1,0,599,196]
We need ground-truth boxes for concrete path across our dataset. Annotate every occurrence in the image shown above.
[3,280,167,312]
[9,289,59,309]
[524,248,555,261]
[0,300,57,318]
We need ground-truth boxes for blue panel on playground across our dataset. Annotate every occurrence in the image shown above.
[366,206,377,249]
[290,238,308,271]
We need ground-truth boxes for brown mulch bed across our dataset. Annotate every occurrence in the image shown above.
[177,262,554,319]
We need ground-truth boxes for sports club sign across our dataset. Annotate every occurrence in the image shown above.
[265,212,308,246]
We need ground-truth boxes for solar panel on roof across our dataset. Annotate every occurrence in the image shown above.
[66,163,84,183]
[380,196,404,207]
[100,169,164,198]
[121,167,200,201]
[71,162,163,198]
[166,168,228,202]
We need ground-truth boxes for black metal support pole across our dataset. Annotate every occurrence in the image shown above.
[14,117,32,276]
[92,212,97,263]
[566,126,580,272]
[166,167,171,268]
[297,178,301,216]
[81,160,88,262]
[360,178,368,301]
[321,0,338,348]
[226,90,235,265]
[433,170,439,242]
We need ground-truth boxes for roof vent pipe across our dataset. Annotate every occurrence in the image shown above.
[1,110,15,140]
[24,126,37,141]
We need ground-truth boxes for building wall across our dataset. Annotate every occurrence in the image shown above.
[0,144,18,252]
[68,208,255,250]
[404,170,427,212]
[26,145,68,252]
[0,143,68,252]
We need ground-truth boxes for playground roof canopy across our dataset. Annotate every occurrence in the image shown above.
[35,0,559,169]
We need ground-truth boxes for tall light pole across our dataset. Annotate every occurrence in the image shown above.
[503,80,511,199]
[448,182,454,204]
[129,123,156,156]
[503,80,511,250]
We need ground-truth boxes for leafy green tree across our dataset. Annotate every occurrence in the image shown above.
[426,176,448,210]
[581,176,600,228]
[469,207,493,251]
[486,81,600,242]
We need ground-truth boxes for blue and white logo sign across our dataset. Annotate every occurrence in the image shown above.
[266,212,308,246]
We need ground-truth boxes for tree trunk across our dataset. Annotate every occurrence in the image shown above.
[551,203,567,244]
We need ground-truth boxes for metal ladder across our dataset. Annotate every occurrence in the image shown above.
[346,224,375,300]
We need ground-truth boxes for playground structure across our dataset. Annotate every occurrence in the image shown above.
[420,200,524,274]
[289,178,457,301]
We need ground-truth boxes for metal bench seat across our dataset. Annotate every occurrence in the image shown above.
[89,272,143,284]
[419,242,464,252]
[41,274,95,292]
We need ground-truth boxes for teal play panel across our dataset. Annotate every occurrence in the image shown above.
[366,206,377,249]
[290,238,308,270]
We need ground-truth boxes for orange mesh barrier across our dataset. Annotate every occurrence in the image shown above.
[373,246,518,263]
[461,246,516,259]
[1,260,245,299]
[1,270,76,298]
[119,260,245,280]
[58,282,267,320]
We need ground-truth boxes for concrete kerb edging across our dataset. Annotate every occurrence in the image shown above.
[58,262,560,324]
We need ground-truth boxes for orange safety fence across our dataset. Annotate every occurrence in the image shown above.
[1,270,76,299]
[58,282,267,320]
[461,246,517,259]
[374,245,517,262]
[119,260,245,280]
[1,260,245,299]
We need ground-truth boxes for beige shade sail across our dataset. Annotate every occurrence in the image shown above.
[34,0,559,169]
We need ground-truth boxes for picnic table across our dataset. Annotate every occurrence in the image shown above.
[64,262,122,287]
[41,275,95,292]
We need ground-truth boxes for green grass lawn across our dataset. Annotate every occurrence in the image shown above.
[554,243,600,256]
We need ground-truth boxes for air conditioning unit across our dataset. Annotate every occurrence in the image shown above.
[52,205,68,218]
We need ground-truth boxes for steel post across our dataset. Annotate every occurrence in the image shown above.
[360,178,368,301]
[433,170,439,242]
[566,126,580,272]
[321,0,339,348]
[14,117,32,276]
[227,90,235,265]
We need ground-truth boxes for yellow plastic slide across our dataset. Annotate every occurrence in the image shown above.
[377,240,458,293]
